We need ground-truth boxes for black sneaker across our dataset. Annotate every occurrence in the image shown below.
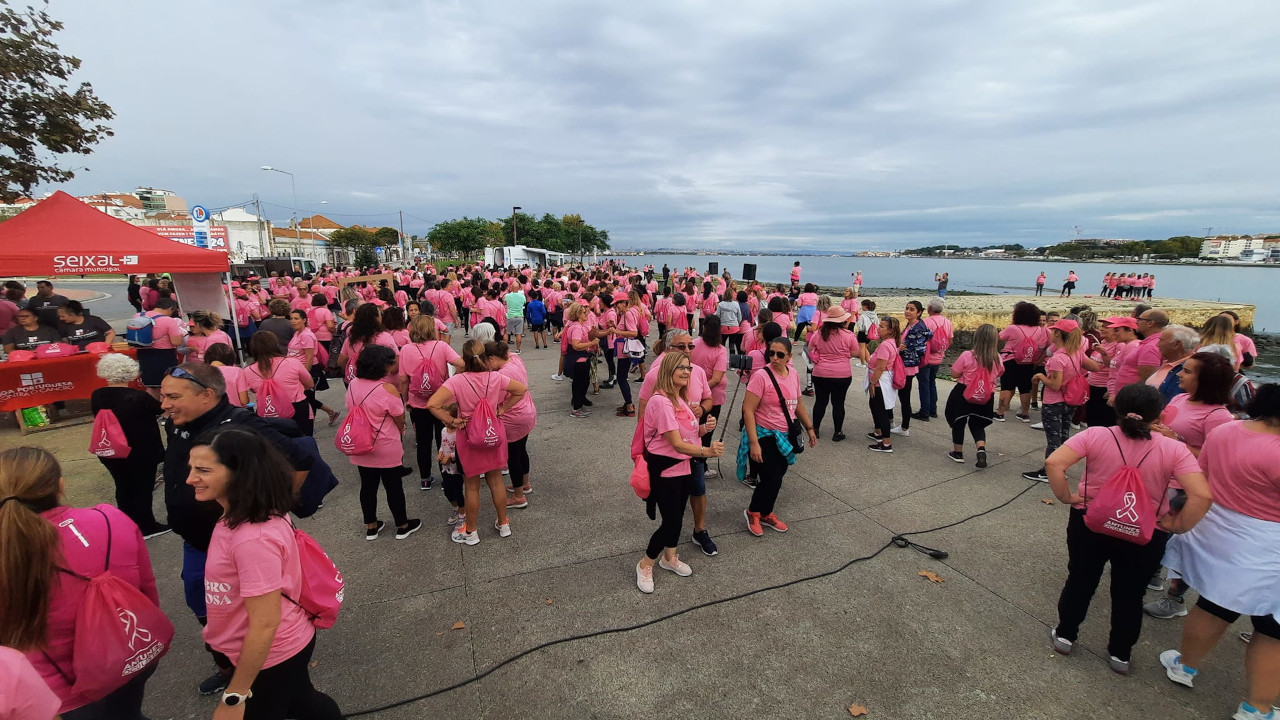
[692,529,718,556]
[948,451,964,463]
[583,399,594,407]
[420,476,434,491]
[868,442,894,453]
[743,475,760,489]
[366,520,386,541]
[397,465,414,478]
[1031,400,1039,410]
[976,449,988,469]
[198,670,230,695]
[1016,413,1032,423]
[801,386,815,397]
[395,519,423,540]
[142,524,172,540]
[1022,468,1049,482]
[866,432,881,442]
[911,412,931,422]
[832,431,846,442]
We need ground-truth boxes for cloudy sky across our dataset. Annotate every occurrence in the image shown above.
[47,0,1280,250]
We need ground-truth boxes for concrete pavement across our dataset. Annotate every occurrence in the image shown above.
[0,335,1255,719]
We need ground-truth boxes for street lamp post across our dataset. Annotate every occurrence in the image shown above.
[261,166,300,257]
[512,206,521,247]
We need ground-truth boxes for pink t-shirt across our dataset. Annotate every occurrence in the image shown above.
[146,311,183,350]
[1233,333,1257,368]
[808,327,858,379]
[773,312,792,335]
[286,327,319,367]
[999,325,1049,364]
[747,365,800,433]
[1161,394,1233,451]
[219,365,248,407]
[1110,339,1142,394]
[643,393,699,477]
[202,516,314,669]
[1087,340,1115,388]
[1133,334,1162,369]
[1198,422,1280,522]
[870,338,898,373]
[0,646,61,720]
[243,356,311,410]
[1042,349,1084,405]
[307,306,335,341]
[495,355,536,440]
[690,338,729,405]
[0,299,18,334]
[29,505,157,713]
[950,350,1004,390]
[563,323,590,362]
[923,314,953,365]
[343,377,404,467]
[397,340,462,408]
[441,371,512,432]
[639,354,712,406]
[389,328,410,347]
[1063,427,1198,511]
[797,292,818,308]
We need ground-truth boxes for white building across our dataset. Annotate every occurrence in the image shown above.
[1199,236,1267,260]
[212,207,271,260]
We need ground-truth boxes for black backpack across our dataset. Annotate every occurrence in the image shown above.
[326,320,350,379]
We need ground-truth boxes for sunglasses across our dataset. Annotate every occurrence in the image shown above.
[669,344,694,351]
[767,350,789,359]
[167,366,209,391]
[674,365,694,372]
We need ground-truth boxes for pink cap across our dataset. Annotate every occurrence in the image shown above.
[6,350,35,361]
[612,291,629,302]
[1049,318,1079,333]
[84,342,112,354]
[1102,316,1138,330]
[230,281,241,288]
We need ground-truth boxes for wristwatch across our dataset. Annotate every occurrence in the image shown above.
[222,690,252,706]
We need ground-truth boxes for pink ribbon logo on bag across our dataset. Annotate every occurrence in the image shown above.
[1114,492,1140,524]
[118,609,153,651]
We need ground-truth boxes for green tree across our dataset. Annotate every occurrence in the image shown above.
[372,226,400,249]
[0,1,114,201]
[427,217,490,256]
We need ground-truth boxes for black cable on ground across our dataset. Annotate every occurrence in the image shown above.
[346,480,1044,717]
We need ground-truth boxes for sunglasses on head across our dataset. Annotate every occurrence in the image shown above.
[768,350,788,359]
[167,366,208,391]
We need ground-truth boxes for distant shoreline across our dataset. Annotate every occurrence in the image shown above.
[610,252,1278,268]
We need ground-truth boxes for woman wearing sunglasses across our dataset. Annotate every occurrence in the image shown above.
[740,338,817,537]
[636,352,724,593]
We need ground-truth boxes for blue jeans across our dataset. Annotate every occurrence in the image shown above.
[918,363,941,416]
[181,542,207,618]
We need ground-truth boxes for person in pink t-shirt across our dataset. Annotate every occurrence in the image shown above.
[1132,309,1169,382]
[691,317,729,445]
[917,297,954,421]
[485,341,537,503]
[1094,316,1141,403]
[945,324,1004,465]
[184,310,232,365]
[742,337,816,537]
[806,309,858,440]
[634,352,724,594]
[866,317,901,450]
[1152,352,1236,456]
[242,332,315,435]
[135,298,187,396]
[204,342,248,408]
[1023,319,1099,482]
[397,317,464,489]
[1158,387,1280,718]
[344,344,421,540]
[427,341,528,545]
[1044,384,1211,672]
[186,428,343,718]
[0,646,61,720]
[337,304,399,385]
[996,302,1050,423]
[288,310,340,426]
[0,447,159,717]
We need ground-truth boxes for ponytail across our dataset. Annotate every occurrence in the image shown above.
[0,447,64,650]
[461,339,488,373]
[1113,383,1162,440]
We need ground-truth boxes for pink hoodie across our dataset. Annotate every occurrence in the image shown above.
[28,504,159,713]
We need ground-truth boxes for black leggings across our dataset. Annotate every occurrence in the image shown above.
[99,454,161,532]
[793,321,810,342]
[357,465,408,526]
[748,435,787,515]
[570,360,590,409]
[869,389,893,439]
[897,374,916,429]
[291,399,314,437]
[442,471,464,507]
[1196,596,1280,640]
[62,665,155,720]
[507,435,530,483]
[409,407,443,478]
[944,385,992,446]
[240,635,342,720]
[810,376,851,434]
[601,343,616,380]
[1085,385,1115,427]
[1056,508,1169,662]
[616,355,633,404]
[726,332,743,354]
[646,473,691,559]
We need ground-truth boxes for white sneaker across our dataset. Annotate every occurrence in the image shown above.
[451,527,479,545]
[1159,649,1196,688]
[658,554,692,576]
[889,426,909,437]
[494,521,512,538]
[1232,702,1275,720]
[1030,422,1045,430]
[704,466,719,479]
[501,468,510,476]
[551,373,566,381]
[636,562,655,593]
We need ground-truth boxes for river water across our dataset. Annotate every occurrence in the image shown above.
[616,254,1277,331]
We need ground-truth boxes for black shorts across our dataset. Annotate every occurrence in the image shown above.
[857,331,869,345]
[1001,360,1035,394]
[530,323,546,332]
[136,347,179,387]
[1196,596,1280,640]
[549,310,564,329]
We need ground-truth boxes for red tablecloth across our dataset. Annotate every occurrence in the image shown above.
[0,350,139,412]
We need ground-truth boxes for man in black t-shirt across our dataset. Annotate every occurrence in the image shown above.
[28,281,69,327]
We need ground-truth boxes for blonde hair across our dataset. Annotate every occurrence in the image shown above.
[408,315,438,344]
[0,447,63,650]
[1200,316,1236,361]
[971,324,1000,371]
[1055,327,1083,355]
[653,349,691,403]
[566,303,588,323]
[816,295,833,313]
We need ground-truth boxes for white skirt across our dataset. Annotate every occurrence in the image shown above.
[1163,504,1280,620]
[862,370,897,410]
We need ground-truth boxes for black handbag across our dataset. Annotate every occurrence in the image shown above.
[764,367,804,455]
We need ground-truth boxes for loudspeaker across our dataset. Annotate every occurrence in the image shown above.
[708,262,719,275]
[742,263,757,281]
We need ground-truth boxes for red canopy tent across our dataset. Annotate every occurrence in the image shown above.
[0,190,228,275]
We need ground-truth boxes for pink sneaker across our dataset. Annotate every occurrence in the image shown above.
[636,562,654,593]
[744,509,764,537]
[759,513,789,533]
